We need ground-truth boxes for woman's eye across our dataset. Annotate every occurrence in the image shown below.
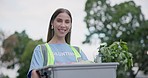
[57,19,62,22]
[56,18,70,24]
[65,20,70,23]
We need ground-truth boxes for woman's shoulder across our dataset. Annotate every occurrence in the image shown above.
[33,44,44,53]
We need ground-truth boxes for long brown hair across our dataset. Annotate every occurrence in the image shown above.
[47,8,72,44]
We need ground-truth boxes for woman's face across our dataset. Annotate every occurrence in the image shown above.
[52,12,72,38]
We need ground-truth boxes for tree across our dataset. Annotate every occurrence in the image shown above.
[0,30,44,78]
[1,30,31,68]
[0,30,9,78]
[17,39,43,78]
[84,0,148,78]
[0,30,5,58]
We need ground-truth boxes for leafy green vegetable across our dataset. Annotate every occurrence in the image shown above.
[97,40,133,71]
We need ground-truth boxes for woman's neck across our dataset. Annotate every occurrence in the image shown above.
[48,36,66,44]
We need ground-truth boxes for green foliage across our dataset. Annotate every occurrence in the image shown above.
[84,0,148,78]
[84,0,145,44]
[14,30,31,59]
[98,40,133,71]
[1,30,31,69]
[17,39,43,78]
[0,30,44,78]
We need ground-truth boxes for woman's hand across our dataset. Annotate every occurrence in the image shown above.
[31,70,40,78]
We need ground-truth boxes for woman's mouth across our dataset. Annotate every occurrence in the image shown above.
[58,29,66,33]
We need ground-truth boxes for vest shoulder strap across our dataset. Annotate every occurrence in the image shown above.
[72,46,81,53]
[73,46,83,62]
[45,43,54,65]
[40,44,48,66]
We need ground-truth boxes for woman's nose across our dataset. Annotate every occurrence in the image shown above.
[61,22,66,27]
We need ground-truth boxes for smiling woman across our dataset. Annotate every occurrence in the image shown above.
[47,9,72,44]
[27,8,89,78]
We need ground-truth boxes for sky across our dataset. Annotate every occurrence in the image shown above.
[0,0,148,77]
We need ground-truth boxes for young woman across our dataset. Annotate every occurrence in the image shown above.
[28,8,88,78]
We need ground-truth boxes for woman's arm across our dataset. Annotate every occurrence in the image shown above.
[27,45,43,78]
[31,70,40,78]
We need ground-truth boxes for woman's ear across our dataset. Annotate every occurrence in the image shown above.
[51,23,54,29]
[51,25,54,29]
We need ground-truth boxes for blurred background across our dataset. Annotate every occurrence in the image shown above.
[0,0,148,78]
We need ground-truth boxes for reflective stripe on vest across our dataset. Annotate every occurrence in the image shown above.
[44,43,81,66]
[45,43,54,65]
